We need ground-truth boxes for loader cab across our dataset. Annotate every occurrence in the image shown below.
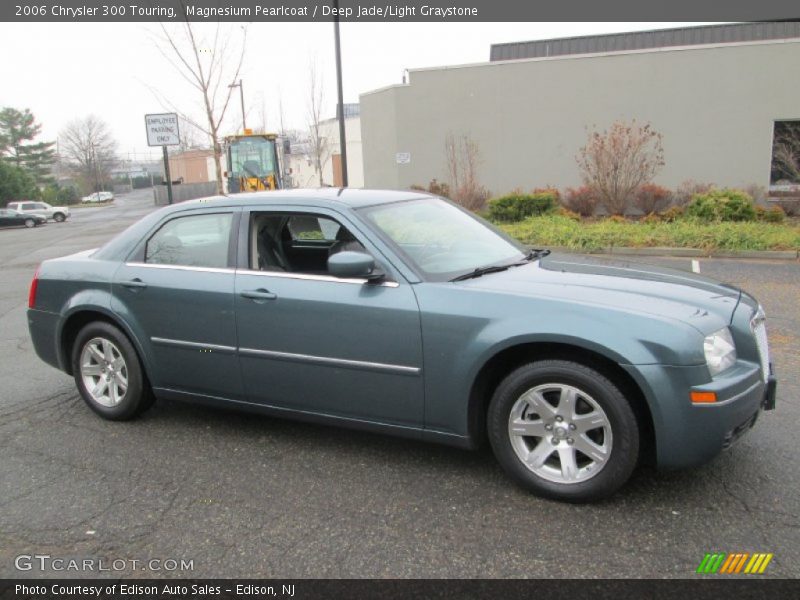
[225,132,282,193]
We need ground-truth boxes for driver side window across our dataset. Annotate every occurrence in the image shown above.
[250,212,367,276]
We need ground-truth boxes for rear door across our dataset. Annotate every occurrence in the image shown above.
[30,203,50,218]
[111,208,244,400]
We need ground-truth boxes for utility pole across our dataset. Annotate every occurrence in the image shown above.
[229,80,246,131]
[333,0,348,187]
[91,143,101,195]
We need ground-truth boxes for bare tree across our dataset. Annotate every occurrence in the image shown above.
[152,9,247,194]
[576,120,665,215]
[59,115,117,193]
[176,116,203,153]
[306,61,330,187]
[444,132,489,211]
[772,122,800,182]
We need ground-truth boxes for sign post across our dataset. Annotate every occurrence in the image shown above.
[145,113,180,205]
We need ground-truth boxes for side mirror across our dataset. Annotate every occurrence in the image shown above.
[328,251,383,281]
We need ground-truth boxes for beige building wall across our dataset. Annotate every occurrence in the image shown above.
[361,40,800,193]
[288,116,364,188]
[168,149,215,184]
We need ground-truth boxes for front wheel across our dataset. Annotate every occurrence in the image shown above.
[24,218,35,228]
[53,213,66,222]
[71,321,155,420]
[488,360,639,502]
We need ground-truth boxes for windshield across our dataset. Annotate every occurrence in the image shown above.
[361,198,526,282]
[229,137,277,178]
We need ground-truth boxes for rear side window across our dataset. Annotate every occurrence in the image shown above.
[21,203,36,210]
[145,213,232,268]
[7,203,19,210]
[286,215,341,241]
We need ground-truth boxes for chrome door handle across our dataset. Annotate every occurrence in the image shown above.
[241,289,277,301]
[122,278,147,289]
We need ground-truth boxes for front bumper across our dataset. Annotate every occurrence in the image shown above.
[623,360,774,469]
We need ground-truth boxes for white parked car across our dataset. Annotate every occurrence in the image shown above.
[81,191,114,203]
[7,201,70,223]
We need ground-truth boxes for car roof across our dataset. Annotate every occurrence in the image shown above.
[180,188,434,210]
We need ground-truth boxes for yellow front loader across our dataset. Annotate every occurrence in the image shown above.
[224,130,282,193]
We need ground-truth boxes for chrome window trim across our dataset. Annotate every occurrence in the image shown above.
[238,347,421,376]
[124,263,400,287]
[151,337,237,355]
[126,262,234,274]
[236,268,400,288]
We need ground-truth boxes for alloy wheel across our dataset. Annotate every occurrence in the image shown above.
[508,383,613,484]
[79,337,129,407]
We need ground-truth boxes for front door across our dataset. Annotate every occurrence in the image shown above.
[234,207,425,429]
[111,209,243,400]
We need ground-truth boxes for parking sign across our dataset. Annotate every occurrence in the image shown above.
[145,113,180,146]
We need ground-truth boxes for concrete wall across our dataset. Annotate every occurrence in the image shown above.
[361,40,800,194]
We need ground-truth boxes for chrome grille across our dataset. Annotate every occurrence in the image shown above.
[750,307,770,382]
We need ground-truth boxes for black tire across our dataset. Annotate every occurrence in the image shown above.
[488,360,639,502]
[24,218,35,228]
[71,321,155,421]
[53,213,66,222]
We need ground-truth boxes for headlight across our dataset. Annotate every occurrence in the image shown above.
[704,327,737,377]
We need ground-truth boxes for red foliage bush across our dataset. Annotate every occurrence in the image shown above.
[633,183,671,214]
[562,186,599,217]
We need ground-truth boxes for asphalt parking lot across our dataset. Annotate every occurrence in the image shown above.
[0,188,798,578]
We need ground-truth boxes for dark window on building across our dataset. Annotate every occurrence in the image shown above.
[771,120,800,186]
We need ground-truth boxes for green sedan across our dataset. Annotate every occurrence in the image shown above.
[26,190,776,501]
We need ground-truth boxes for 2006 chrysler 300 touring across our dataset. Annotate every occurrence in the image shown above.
[27,189,777,501]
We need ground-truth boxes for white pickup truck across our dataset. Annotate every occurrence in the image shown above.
[7,201,70,223]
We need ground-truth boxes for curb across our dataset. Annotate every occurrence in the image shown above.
[544,246,799,260]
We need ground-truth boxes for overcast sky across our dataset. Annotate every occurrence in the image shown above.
[0,22,714,162]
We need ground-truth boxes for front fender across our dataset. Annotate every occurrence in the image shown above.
[414,284,705,440]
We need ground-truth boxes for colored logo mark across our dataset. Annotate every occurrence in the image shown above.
[696,552,773,574]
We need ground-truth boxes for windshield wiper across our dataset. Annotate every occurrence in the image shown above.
[449,248,551,282]
[521,248,551,262]
[450,264,514,282]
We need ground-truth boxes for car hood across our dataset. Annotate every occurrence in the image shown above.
[461,254,741,331]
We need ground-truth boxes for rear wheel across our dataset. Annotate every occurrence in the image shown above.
[24,218,35,228]
[488,360,639,502]
[53,213,66,222]
[71,321,155,420]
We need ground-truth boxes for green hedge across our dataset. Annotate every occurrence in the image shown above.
[500,214,800,252]
[487,191,557,222]
[685,189,757,222]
